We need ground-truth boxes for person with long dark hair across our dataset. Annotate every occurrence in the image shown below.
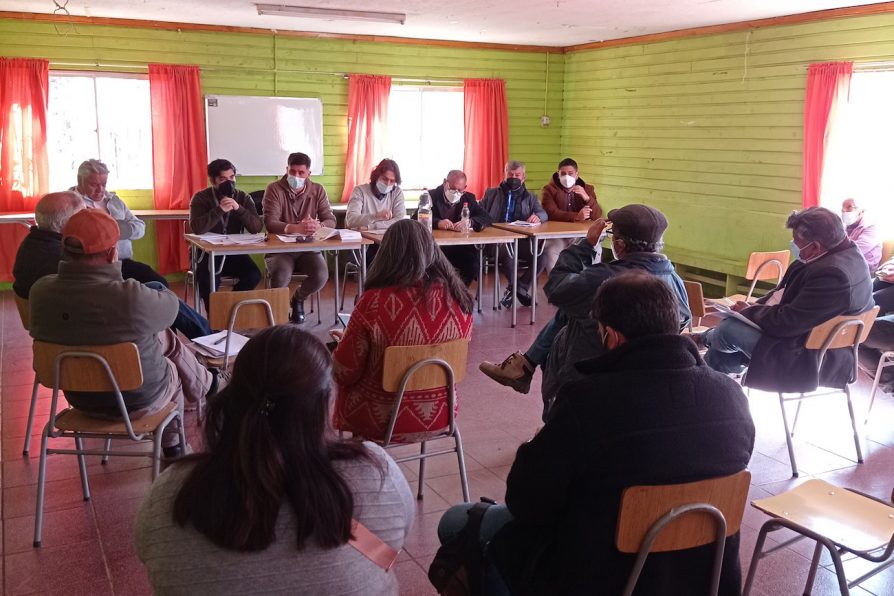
[345,158,406,232]
[333,219,474,443]
[135,326,415,595]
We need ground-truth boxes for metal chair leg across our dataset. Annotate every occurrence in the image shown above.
[417,441,427,500]
[73,435,91,501]
[778,393,799,477]
[803,541,823,595]
[33,426,51,547]
[454,427,471,503]
[101,438,111,465]
[791,398,804,436]
[22,378,39,456]
[844,386,864,463]
[741,522,773,595]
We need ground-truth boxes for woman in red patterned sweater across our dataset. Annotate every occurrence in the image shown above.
[333,219,474,443]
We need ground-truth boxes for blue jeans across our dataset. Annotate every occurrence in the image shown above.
[703,317,763,374]
[525,312,565,367]
[438,504,515,596]
[145,281,212,340]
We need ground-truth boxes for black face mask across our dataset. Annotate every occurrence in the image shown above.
[504,178,522,191]
[217,180,236,198]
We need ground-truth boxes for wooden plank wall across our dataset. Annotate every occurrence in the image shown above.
[562,12,894,277]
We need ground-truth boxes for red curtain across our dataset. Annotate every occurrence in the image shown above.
[340,74,391,202]
[802,62,852,208]
[0,57,49,281]
[463,79,509,200]
[149,64,207,273]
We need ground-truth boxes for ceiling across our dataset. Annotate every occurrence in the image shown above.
[0,0,886,47]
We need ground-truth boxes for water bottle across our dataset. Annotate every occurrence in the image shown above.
[418,191,432,231]
[461,203,471,237]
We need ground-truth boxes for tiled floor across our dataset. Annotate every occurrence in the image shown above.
[2,279,893,595]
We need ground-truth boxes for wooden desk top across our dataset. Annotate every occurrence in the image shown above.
[185,233,371,255]
[131,209,189,220]
[361,227,524,246]
[493,221,591,239]
[0,212,34,226]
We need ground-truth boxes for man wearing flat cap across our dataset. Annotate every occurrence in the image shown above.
[480,204,691,420]
[29,210,215,456]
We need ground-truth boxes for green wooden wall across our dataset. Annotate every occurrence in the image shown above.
[563,12,894,281]
[0,17,564,269]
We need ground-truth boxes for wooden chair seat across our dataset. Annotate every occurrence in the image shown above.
[54,402,178,435]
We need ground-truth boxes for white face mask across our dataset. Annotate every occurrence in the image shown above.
[446,188,462,204]
[841,211,859,226]
[287,175,305,190]
[560,174,576,189]
[376,179,394,195]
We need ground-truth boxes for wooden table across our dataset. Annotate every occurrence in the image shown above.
[493,221,591,324]
[185,233,372,324]
[361,227,525,327]
[0,209,190,228]
[0,212,34,227]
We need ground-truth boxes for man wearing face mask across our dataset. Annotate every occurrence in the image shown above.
[263,152,336,324]
[189,159,263,310]
[841,197,881,272]
[540,157,602,272]
[416,169,492,285]
[698,207,874,392]
[480,160,549,307]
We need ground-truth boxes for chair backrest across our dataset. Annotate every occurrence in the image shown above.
[745,250,790,282]
[382,339,469,392]
[249,190,265,216]
[805,306,879,350]
[209,288,289,331]
[616,470,751,554]
[32,341,143,392]
[14,294,30,331]
[683,280,706,321]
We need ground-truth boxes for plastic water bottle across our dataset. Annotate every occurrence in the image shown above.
[418,191,432,231]
[461,203,471,237]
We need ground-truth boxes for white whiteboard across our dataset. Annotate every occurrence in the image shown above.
[205,95,324,176]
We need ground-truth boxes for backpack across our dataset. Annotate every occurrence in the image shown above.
[428,499,496,595]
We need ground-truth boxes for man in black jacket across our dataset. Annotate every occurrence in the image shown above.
[479,160,548,307]
[424,169,492,285]
[701,207,874,392]
[438,273,755,595]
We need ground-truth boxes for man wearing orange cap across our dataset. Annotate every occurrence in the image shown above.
[29,210,214,456]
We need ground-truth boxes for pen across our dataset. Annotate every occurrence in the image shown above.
[213,333,229,345]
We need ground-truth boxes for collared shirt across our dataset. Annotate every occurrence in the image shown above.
[69,186,146,260]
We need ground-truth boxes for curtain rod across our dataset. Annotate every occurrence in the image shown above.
[48,61,463,83]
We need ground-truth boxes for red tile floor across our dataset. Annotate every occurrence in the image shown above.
[2,280,894,595]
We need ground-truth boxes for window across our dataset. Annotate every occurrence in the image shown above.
[385,86,464,190]
[47,72,153,191]
[820,70,894,236]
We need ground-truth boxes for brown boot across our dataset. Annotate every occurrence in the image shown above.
[479,351,534,394]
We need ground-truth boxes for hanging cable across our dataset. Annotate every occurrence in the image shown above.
[51,0,77,35]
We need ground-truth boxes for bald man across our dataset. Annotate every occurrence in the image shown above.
[13,192,212,339]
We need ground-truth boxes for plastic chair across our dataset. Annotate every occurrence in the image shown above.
[743,479,894,596]
[183,219,236,310]
[728,250,790,303]
[683,280,710,332]
[31,341,185,547]
[208,288,289,370]
[616,470,751,596]
[377,339,471,503]
[745,307,879,477]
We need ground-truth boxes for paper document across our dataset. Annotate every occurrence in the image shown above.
[275,234,300,242]
[338,229,363,242]
[313,227,339,241]
[192,331,250,357]
[509,220,541,227]
[711,303,761,330]
[199,233,265,245]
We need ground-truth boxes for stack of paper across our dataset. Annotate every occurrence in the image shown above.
[509,220,541,227]
[192,331,250,357]
[199,233,266,245]
[338,229,363,241]
[313,227,339,241]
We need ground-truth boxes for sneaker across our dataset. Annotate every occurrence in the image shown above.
[290,297,306,324]
[479,351,535,394]
[516,291,532,308]
[500,287,514,309]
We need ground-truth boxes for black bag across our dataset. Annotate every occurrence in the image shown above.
[428,498,496,595]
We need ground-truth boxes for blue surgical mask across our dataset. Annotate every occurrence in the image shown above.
[790,240,800,261]
[376,179,394,195]
[287,175,305,190]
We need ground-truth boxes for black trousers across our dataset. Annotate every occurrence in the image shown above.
[121,258,168,287]
[442,246,478,286]
[196,254,262,309]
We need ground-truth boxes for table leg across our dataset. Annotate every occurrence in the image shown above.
[359,246,367,294]
[512,239,519,328]
[477,246,483,314]
[333,250,341,323]
[208,250,217,294]
[493,244,500,310]
[529,237,538,325]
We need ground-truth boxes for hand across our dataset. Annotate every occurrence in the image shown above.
[284,223,302,234]
[300,217,321,235]
[375,209,392,221]
[571,186,589,199]
[456,219,471,233]
[575,206,592,222]
[329,329,344,343]
[585,218,609,246]
[732,300,750,313]
[526,214,541,224]
[437,219,455,231]
[219,197,239,213]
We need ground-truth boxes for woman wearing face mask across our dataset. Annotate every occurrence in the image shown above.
[539,157,601,273]
[345,159,407,233]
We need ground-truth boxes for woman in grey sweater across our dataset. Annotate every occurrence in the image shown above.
[135,326,415,595]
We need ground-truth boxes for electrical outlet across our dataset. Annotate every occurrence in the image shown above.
[540,115,551,127]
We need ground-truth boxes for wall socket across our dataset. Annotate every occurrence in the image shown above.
[540,115,551,127]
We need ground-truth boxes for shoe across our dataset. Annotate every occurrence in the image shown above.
[688,331,707,351]
[516,291,532,308]
[290,297,306,324]
[500,287,514,309]
[162,442,193,460]
[205,367,230,398]
[479,351,534,394]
